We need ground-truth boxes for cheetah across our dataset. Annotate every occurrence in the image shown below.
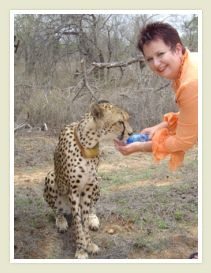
[43,101,133,259]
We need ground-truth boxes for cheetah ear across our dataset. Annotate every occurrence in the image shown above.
[90,103,104,120]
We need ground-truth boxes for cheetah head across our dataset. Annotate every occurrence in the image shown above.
[90,101,133,140]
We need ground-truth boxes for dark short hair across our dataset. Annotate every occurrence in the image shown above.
[137,21,186,55]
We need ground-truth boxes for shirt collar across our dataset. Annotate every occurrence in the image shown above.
[172,49,189,90]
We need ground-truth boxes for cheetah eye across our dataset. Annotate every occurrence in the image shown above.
[117,121,124,126]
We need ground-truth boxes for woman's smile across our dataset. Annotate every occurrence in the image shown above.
[143,38,183,80]
[157,66,166,73]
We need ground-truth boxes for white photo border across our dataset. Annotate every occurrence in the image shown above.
[10,9,202,264]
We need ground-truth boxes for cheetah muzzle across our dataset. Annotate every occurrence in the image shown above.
[43,101,133,259]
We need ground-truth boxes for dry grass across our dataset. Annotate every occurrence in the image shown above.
[14,132,198,259]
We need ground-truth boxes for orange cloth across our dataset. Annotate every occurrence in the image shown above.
[152,50,198,170]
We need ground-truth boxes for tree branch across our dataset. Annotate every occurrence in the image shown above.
[72,61,98,102]
[92,55,145,69]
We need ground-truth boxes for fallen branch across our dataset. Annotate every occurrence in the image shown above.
[14,123,32,132]
[92,55,145,69]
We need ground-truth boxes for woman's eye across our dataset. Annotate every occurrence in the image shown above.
[146,57,153,63]
[158,52,165,57]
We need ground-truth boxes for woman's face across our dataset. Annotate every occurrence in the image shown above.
[143,38,183,80]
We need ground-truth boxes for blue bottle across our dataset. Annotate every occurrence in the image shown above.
[126,133,149,144]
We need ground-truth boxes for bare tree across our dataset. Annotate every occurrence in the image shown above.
[14,13,197,130]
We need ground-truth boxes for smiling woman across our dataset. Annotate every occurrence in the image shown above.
[143,40,184,80]
[138,22,186,80]
[114,20,199,261]
[114,21,198,172]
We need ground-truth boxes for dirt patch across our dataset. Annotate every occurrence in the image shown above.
[128,232,198,259]
[13,132,198,259]
[109,178,174,192]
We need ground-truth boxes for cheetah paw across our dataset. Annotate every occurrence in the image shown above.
[87,242,100,254]
[89,214,100,231]
[75,249,89,259]
[56,216,68,233]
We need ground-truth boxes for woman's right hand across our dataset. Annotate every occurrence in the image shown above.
[141,121,168,140]
[140,126,157,140]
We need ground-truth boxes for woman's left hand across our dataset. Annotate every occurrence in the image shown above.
[114,139,143,155]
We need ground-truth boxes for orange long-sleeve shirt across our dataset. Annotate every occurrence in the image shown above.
[152,50,198,170]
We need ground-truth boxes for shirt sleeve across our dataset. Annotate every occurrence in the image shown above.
[163,112,179,135]
[164,79,198,152]
[151,79,198,170]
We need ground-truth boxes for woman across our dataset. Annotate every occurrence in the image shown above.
[114,22,198,171]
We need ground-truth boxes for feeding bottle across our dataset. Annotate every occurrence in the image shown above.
[125,133,149,144]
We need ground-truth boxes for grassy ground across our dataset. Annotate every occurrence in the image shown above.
[13,131,198,259]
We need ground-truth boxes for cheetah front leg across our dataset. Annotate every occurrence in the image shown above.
[81,183,100,256]
[70,192,88,259]
[89,182,100,231]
